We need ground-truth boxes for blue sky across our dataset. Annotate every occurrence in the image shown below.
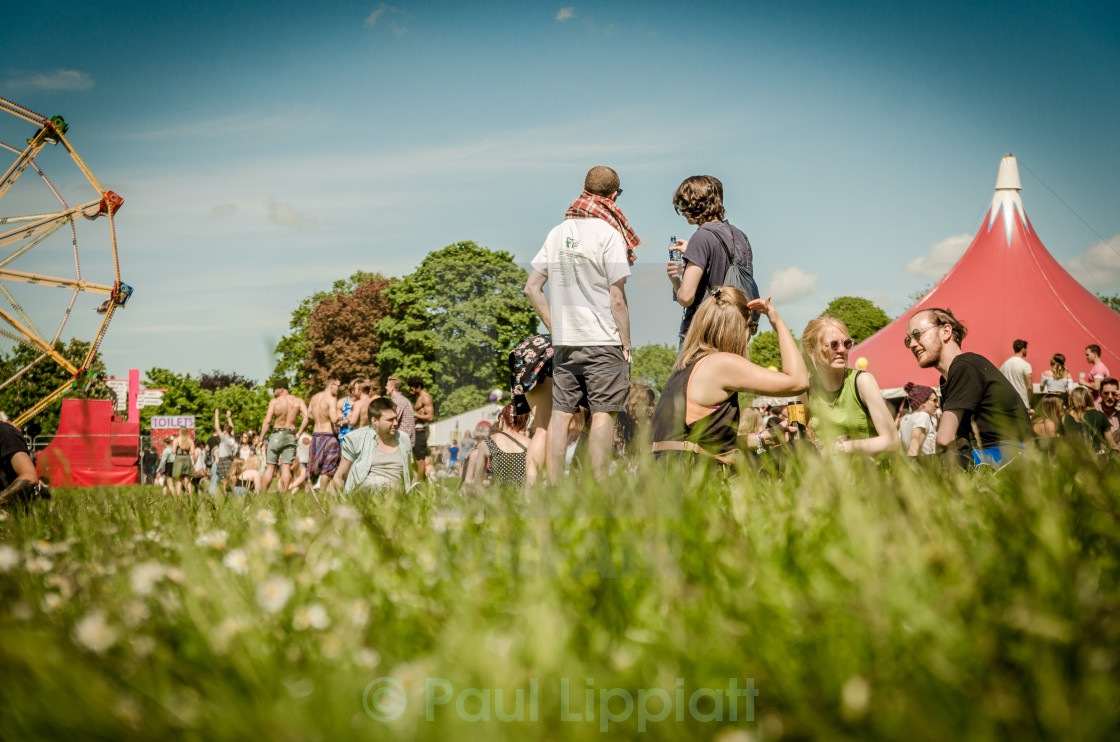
[2,0,1118,387]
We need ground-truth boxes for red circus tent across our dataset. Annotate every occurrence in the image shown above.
[852,154,1120,394]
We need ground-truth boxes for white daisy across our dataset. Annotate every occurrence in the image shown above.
[292,602,330,631]
[129,562,165,596]
[349,600,370,628]
[293,517,317,535]
[333,504,359,522]
[41,593,63,613]
[256,576,294,614]
[0,544,19,572]
[354,647,381,669]
[222,549,250,575]
[130,635,156,658]
[195,530,229,550]
[25,555,53,574]
[257,530,280,552]
[255,509,277,525]
[73,611,118,654]
[0,510,8,522]
[122,600,150,627]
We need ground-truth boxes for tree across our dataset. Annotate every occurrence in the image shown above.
[141,368,272,436]
[631,343,677,395]
[439,386,491,418]
[820,296,890,344]
[0,339,111,439]
[1097,293,1120,314]
[198,370,254,392]
[376,242,538,413]
[269,271,382,390]
[304,274,393,388]
[907,284,933,310]
[748,331,782,370]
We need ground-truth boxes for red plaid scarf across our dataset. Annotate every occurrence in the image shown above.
[564,191,640,265]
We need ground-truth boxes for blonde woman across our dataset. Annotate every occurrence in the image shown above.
[651,288,808,464]
[800,317,898,456]
[1031,395,1064,439]
[170,427,195,495]
[1061,387,1109,450]
[1040,353,1074,398]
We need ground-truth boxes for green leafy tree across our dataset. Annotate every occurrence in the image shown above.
[631,343,677,395]
[270,270,381,390]
[376,242,537,412]
[0,339,111,439]
[907,284,933,310]
[141,368,272,436]
[439,386,491,418]
[1097,293,1120,314]
[820,296,891,344]
[748,331,782,370]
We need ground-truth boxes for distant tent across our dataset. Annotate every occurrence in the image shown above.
[852,154,1120,393]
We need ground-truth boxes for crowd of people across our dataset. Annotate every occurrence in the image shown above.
[6,164,1115,503]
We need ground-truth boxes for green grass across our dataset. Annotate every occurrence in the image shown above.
[1,448,1118,741]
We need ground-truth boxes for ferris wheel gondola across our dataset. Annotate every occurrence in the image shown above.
[0,97,130,427]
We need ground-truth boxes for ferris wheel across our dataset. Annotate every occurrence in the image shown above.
[0,96,130,427]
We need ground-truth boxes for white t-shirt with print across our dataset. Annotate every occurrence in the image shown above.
[530,218,630,346]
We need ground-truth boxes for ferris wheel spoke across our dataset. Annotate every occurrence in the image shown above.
[0,269,113,294]
[0,350,48,392]
[0,306,76,375]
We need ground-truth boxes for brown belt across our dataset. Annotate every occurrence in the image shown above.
[651,441,740,465]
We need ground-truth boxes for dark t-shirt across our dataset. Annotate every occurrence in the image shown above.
[940,352,1032,448]
[0,421,31,490]
[680,220,753,338]
[1061,410,1109,449]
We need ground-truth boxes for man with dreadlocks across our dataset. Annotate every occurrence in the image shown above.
[524,165,636,482]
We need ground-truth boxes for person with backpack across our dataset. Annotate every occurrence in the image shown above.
[799,316,898,457]
[666,175,758,345]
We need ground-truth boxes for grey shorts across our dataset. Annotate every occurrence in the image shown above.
[552,345,630,414]
[266,429,297,466]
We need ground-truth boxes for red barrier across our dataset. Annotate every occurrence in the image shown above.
[36,399,139,486]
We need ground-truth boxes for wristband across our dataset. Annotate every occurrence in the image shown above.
[833,439,846,455]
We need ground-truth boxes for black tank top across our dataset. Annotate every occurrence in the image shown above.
[651,359,740,455]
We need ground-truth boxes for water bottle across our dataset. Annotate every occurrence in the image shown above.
[669,236,684,301]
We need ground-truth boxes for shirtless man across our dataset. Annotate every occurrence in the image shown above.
[351,378,376,430]
[259,387,309,493]
[307,378,342,490]
[408,375,435,482]
[336,380,360,440]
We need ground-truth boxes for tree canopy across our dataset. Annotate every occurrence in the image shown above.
[142,367,272,435]
[269,270,387,393]
[631,343,677,395]
[304,274,393,389]
[376,241,537,412]
[820,296,891,344]
[0,339,110,439]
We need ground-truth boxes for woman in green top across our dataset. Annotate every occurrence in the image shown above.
[800,316,898,456]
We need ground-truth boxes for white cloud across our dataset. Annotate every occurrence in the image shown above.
[5,69,94,92]
[365,4,405,34]
[556,7,575,21]
[365,4,388,25]
[1065,234,1120,290]
[766,266,818,304]
[903,233,971,279]
[267,200,319,232]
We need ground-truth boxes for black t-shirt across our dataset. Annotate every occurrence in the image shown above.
[940,352,1032,448]
[680,220,753,338]
[0,421,31,490]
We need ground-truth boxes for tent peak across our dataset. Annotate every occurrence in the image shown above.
[995,154,1022,191]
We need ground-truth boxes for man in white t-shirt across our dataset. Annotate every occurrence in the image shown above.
[524,165,634,482]
[999,339,1032,409]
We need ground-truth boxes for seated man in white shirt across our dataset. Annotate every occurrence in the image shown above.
[331,398,414,494]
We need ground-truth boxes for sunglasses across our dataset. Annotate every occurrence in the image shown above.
[614,188,623,199]
[903,324,943,348]
[825,339,854,351]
